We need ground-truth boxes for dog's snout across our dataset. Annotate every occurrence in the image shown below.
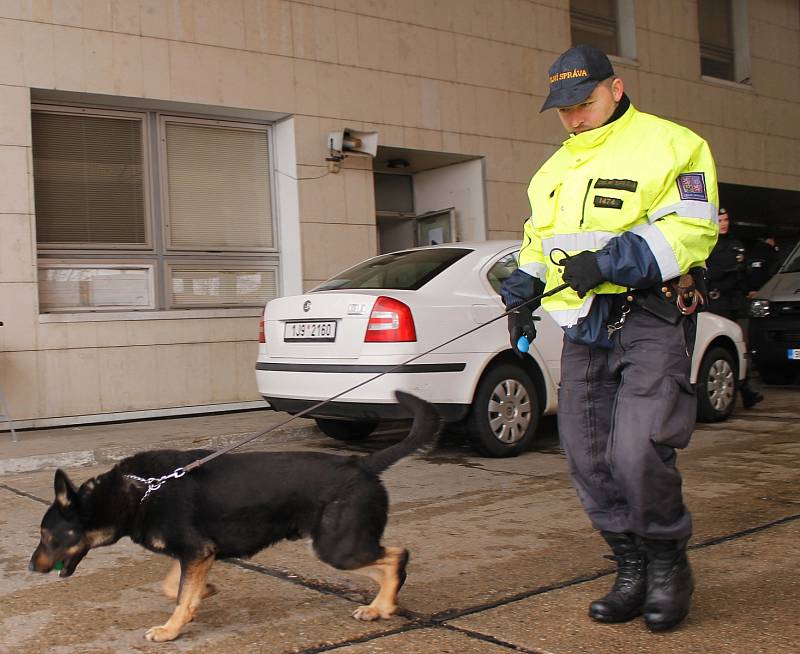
[28,553,42,573]
[28,546,51,573]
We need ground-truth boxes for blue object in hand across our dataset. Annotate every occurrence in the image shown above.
[516,335,530,353]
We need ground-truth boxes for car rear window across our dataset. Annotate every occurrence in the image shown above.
[312,248,472,291]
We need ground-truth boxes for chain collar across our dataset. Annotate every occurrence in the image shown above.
[125,467,186,503]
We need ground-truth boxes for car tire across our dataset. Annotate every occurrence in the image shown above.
[467,363,540,458]
[314,418,378,441]
[757,367,796,385]
[696,346,737,422]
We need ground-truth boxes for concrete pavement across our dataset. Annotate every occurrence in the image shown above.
[1,386,798,653]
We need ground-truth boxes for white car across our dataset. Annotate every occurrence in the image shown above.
[256,241,747,457]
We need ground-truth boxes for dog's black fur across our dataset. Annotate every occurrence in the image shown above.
[29,391,440,642]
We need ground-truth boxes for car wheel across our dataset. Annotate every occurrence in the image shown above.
[757,367,796,385]
[467,363,540,457]
[696,346,737,422]
[314,418,378,441]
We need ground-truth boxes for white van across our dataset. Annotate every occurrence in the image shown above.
[748,240,800,384]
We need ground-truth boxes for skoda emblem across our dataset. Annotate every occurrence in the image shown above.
[303,300,311,312]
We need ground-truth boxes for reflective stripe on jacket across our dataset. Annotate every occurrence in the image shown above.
[519,103,719,327]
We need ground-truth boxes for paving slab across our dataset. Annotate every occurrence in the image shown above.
[4,409,799,624]
[449,519,800,654]
[230,416,800,620]
[326,627,513,653]
[0,387,797,652]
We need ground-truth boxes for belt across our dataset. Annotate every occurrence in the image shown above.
[608,270,704,333]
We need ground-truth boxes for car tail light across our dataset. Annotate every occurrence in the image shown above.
[365,296,417,342]
[259,318,266,343]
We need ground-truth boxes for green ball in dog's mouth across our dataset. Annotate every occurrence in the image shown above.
[53,561,64,572]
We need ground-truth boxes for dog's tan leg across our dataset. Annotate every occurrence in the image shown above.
[351,546,409,621]
[146,554,215,642]
[163,559,217,601]
[162,560,181,600]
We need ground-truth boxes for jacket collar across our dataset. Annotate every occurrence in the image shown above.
[563,101,637,153]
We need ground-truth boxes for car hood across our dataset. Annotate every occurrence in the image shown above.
[756,272,800,303]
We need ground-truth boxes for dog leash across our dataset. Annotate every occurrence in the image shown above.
[125,282,569,501]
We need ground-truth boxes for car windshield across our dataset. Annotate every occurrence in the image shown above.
[779,240,800,273]
[313,248,472,291]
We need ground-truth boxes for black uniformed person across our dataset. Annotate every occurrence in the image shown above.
[705,208,763,407]
[705,208,747,319]
[747,235,782,294]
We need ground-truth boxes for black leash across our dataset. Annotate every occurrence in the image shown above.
[126,283,569,499]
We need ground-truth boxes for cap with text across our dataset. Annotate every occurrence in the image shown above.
[540,44,615,112]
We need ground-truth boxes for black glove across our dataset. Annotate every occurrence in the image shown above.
[561,250,605,298]
[507,304,536,357]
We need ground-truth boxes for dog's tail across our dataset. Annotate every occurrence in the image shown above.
[360,391,442,475]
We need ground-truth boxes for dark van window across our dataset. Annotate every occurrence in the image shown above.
[313,248,471,291]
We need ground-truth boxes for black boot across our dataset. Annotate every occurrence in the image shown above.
[740,380,763,408]
[641,538,694,632]
[589,532,647,623]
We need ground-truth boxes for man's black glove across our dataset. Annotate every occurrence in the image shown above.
[507,303,536,357]
[561,250,605,298]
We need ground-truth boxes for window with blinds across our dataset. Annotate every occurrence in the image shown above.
[163,120,273,250]
[698,0,735,80]
[570,0,618,56]
[32,105,279,313]
[32,111,147,247]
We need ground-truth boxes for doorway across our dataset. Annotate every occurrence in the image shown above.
[373,147,485,254]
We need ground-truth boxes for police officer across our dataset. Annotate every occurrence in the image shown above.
[501,45,718,632]
[747,233,782,293]
[705,208,763,407]
[705,208,747,318]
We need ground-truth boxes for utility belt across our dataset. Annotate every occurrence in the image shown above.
[607,267,706,336]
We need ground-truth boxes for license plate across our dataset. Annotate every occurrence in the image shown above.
[284,320,337,342]
[788,349,800,360]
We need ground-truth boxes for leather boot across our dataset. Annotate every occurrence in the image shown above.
[589,532,647,623]
[740,380,763,408]
[641,538,694,632]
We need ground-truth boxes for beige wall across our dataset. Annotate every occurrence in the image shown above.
[0,0,798,425]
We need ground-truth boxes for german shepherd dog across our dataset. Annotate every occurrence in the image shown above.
[29,391,440,642]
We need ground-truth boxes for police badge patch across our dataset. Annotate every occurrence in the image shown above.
[676,172,707,201]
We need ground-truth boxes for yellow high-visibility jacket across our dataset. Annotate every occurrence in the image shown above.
[519,102,719,328]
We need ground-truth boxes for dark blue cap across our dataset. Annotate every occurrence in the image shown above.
[540,44,615,112]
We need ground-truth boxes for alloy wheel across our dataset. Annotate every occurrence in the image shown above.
[487,378,532,444]
[706,358,735,411]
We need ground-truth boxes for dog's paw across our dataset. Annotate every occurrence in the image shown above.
[352,604,395,621]
[352,605,381,621]
[145,625,180,642]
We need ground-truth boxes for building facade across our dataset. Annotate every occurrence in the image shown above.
[1,0,798,428]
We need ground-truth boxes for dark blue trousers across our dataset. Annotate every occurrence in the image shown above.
[558,309,697,540]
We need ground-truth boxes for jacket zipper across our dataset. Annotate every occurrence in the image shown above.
[579,178,593,227]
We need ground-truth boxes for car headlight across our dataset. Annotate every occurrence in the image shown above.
[749,299,770,317]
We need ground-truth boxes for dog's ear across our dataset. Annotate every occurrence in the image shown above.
[54,469,79,510]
